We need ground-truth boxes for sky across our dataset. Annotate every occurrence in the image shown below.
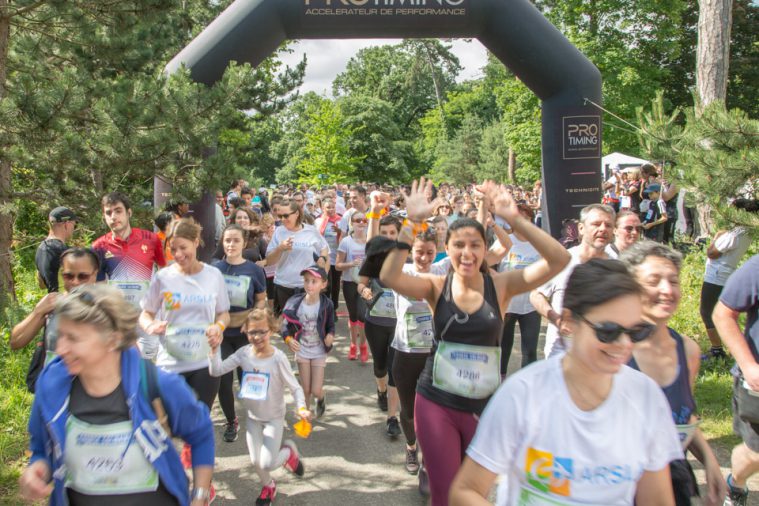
[278,38,490,96]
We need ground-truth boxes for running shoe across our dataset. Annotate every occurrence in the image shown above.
[386,416,401,438]
[316,396,326,418]
[255,480,277,506]
[348,343,358,360]
[405,446,420,475]
[180,443,192,470]
[283,439,305,476]
[377,390,388,412]
[223,417,239,443]
[360,343,369,363]
[725,474,748,506]
[209,483,216,504]
[701,346,728,362]
[418,464,430,497]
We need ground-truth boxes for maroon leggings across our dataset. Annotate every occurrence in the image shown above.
[414,393,479,506]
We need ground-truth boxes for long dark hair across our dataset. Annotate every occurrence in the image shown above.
[564,259,641,316]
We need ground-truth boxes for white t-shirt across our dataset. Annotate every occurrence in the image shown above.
[537,246,583,358]
[296,299,326,360]
[391,261,449,353]
[337,235,366,283]
[266,225,329,288]
[314,216,341,264]
[704,227,752,286]
[467,358,682,506]
[498,235,541,315]
[142,263,230,373]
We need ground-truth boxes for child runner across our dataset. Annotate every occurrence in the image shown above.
[209,307,309,506]
[336,211,369,362]
[281,266,336,418]
[212,224,268,443]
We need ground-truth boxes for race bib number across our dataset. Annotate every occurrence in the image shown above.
[64,416,158,495]
[405,310,434,350]
[432,341,501,399]
[370,289,396,319]
[164,324,209,362]
[108,280,149,308]
[676,420,700,450]
[239,371,270,401]
[223,274,251,308]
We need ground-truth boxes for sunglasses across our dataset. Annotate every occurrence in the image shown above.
[278,213,292,219]
[574,313,654,344]
[621,225,644,233]
[245,330,269,338]
[353,219,368,224]
[62,272,95,282]
[75,288,116,327]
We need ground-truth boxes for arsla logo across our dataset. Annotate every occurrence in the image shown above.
[305,0,464,5]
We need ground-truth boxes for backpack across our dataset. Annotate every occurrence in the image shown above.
[139,359,172,437]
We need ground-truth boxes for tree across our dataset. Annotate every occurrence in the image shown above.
[696,0,733,109]
[296,100,363,185]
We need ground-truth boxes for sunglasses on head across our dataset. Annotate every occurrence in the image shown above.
[278,213,292,219]
[574,312,654,343]
[622,225,644,233]
[62,272,94,282]
[245,329,269,338]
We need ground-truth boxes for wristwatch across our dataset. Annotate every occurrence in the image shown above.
[191,487,210,503]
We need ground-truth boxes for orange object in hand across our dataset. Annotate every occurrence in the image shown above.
[293,419,312,439]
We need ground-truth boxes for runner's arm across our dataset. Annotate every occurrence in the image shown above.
[379,225,437,303]
[635,468,675,506]
[449,457,496,506]
[10,293,56,350]
[529,289,561,327]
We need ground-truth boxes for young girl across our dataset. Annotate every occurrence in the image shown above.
[209,307,310,506]
[336,211,368,361]
[282,266,336,418]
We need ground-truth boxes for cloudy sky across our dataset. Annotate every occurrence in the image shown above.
[278,38,490,96]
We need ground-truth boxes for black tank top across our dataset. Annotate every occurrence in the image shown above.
[628,327,696,425]
[416,270,503,414]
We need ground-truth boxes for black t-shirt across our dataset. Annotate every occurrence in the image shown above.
[35,238,68,292]
[66,379,178,506]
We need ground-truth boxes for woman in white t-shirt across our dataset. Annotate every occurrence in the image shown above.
[265,200,330,315]
[336,211,369,361]
[139,219,230,475]
[451,259,682,506]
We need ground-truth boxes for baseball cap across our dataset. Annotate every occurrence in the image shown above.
[300,265,328,280]
[646,183,661,193]
[49,206,77,223]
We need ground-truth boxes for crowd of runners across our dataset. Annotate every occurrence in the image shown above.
[10,166,759,506]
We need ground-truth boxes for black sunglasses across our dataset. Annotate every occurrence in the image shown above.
[75,288,116,328]
[574,313,654,343]
[62,272,95,282]
[278,213,292,219]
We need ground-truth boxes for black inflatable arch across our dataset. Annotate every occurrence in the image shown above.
[166,0,603,239]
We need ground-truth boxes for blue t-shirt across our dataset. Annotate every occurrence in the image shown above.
[720,254,759,375]
[212,260,266,335]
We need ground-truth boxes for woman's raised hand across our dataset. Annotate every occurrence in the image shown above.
[402,177,441,223]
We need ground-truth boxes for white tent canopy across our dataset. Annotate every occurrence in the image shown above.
[602,152,651,172]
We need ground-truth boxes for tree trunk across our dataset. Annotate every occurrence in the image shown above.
[0,5,16,305]
[507,147,516,183]
[694,0,732,237]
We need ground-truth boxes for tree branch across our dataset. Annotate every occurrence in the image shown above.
[8,0,47,18]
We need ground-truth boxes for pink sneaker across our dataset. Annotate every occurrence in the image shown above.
[209,483,216,504]
[255,480,276,505]
[348,343,358,360]
[282,439,305,476]
[360,343,369,363]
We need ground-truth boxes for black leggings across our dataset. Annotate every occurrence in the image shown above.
[501,311,541,374]
[218,333,248,423]
[392,350,429,446]
[342,281,365,324]
[273,284,299,316]
[365,321,395,384]
[181,367,220,410]
[327,266,342,313]
[700,281,723,330]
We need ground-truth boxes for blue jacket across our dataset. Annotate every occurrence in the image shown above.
[281,292,335,352]
[28,347,214,505]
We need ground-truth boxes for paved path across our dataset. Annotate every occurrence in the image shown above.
[210,316,759,505]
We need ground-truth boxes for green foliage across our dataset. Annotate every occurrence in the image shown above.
[638,93,759,231]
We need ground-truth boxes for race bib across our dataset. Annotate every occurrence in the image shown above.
[164,324,209,362]
[239,371,270,401]
[223,274,251,308]
[370,289,396,319]
[432,341,501,399]
[108,280,149,308]
[676,420,700,450]
[405,310,434,350]
[64,416,158,495]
